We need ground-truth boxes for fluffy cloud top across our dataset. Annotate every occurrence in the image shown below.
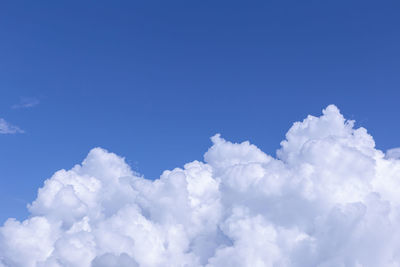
[0,118,24,134]
[1,105,400,266]
[386,148,400,160]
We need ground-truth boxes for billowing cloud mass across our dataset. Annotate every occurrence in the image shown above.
[386,148,400,160]
[2,105,400,266]
[0,118,24,134]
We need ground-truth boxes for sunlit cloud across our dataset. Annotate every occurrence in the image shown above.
[1,105,400,266]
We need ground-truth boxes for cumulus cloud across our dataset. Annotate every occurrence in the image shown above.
[1,105,400,266]
[386,148,400,160]
[12,97,40,109]
[0,118,24,134]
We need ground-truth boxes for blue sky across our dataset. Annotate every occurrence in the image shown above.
[0,0,400,223]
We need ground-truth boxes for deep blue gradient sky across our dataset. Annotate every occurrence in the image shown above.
[1,0,400,222]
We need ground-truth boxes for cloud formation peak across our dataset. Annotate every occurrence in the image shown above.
[1,105,400,267]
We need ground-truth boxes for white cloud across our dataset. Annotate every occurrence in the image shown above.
[1,105,400,266]
[386,148,400,159]
[0,118,24,134]
[12,97,40,109]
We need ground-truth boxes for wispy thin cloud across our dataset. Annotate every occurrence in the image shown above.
[12,97,40,109]
[0,118,24,134]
